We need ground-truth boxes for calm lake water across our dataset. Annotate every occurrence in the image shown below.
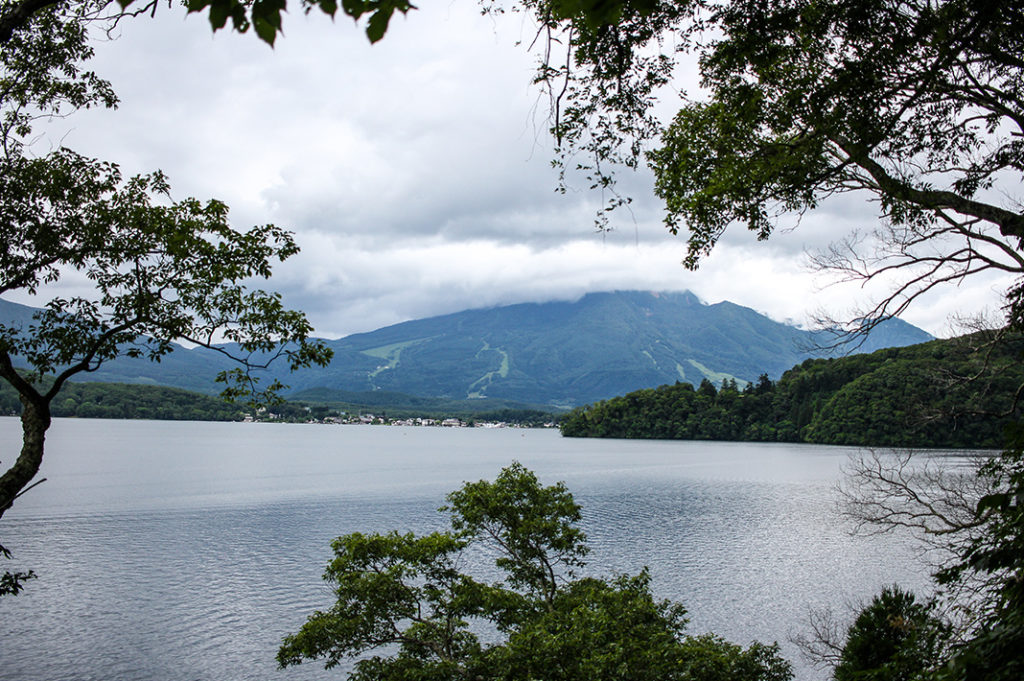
[0,418,951,680]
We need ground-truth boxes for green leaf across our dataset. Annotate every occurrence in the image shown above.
[340,0,366,20]
[365,8,391,43]
[208,0,232,30]
[317,0,339,18]
[253,17,278,45]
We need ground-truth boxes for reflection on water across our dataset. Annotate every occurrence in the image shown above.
[0,418,946,680]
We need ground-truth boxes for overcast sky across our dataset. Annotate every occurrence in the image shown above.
[21,3,1015,338]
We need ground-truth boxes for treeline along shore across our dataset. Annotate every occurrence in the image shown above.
[561,333,1024,449]
[0,381,247,422]
[0,381,560,427]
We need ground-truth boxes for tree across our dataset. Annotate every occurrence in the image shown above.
[0,0,331,591]
[278,463,793,681]
[833,586,948,681]
[930,426,1024,681]
[831,441,1024,681]
[475,0,1022,336]
[475,6,1023,669]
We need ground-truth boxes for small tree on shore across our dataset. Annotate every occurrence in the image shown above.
[279,463,794,681]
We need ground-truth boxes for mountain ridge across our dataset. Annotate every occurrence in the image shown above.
[0,291,933,407]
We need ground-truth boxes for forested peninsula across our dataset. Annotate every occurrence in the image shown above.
[560,334,1023,449]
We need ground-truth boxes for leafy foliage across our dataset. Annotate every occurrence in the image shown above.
[180,0,415,46]
[1,149,329,396]
[561,333,1024,448]
[485,0,1024,334]
[445,465,587,601]
[0,542,33,597]
[279,463,793,681]
[834,586,948,681]
[0,0,414,47]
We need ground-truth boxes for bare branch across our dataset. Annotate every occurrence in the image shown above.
[836,449,1004,634]
[789,605,847,670]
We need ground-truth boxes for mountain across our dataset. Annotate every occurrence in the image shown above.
[0,291,933,407]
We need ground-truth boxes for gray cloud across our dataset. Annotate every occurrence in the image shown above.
[23,3,1010,341]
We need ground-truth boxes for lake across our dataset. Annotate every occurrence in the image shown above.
[0,418,947,680]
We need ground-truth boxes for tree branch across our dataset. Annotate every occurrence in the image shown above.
[0,0,63,45]
[839,140,1024,240]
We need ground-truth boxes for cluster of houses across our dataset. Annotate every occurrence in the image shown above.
[323,415,543,428]
[244,411,552,428]
[324,415,466,427]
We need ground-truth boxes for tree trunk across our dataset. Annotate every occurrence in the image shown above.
[0,395,51,520]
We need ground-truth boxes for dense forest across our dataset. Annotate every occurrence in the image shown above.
[0,381,246,422]
[561,333,1024,448]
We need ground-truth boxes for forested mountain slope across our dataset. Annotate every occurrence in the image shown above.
[561,333,1023,448]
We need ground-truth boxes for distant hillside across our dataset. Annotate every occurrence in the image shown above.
[0,298,237,393]
[1,291,932,408]
[560,333,1022,449]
